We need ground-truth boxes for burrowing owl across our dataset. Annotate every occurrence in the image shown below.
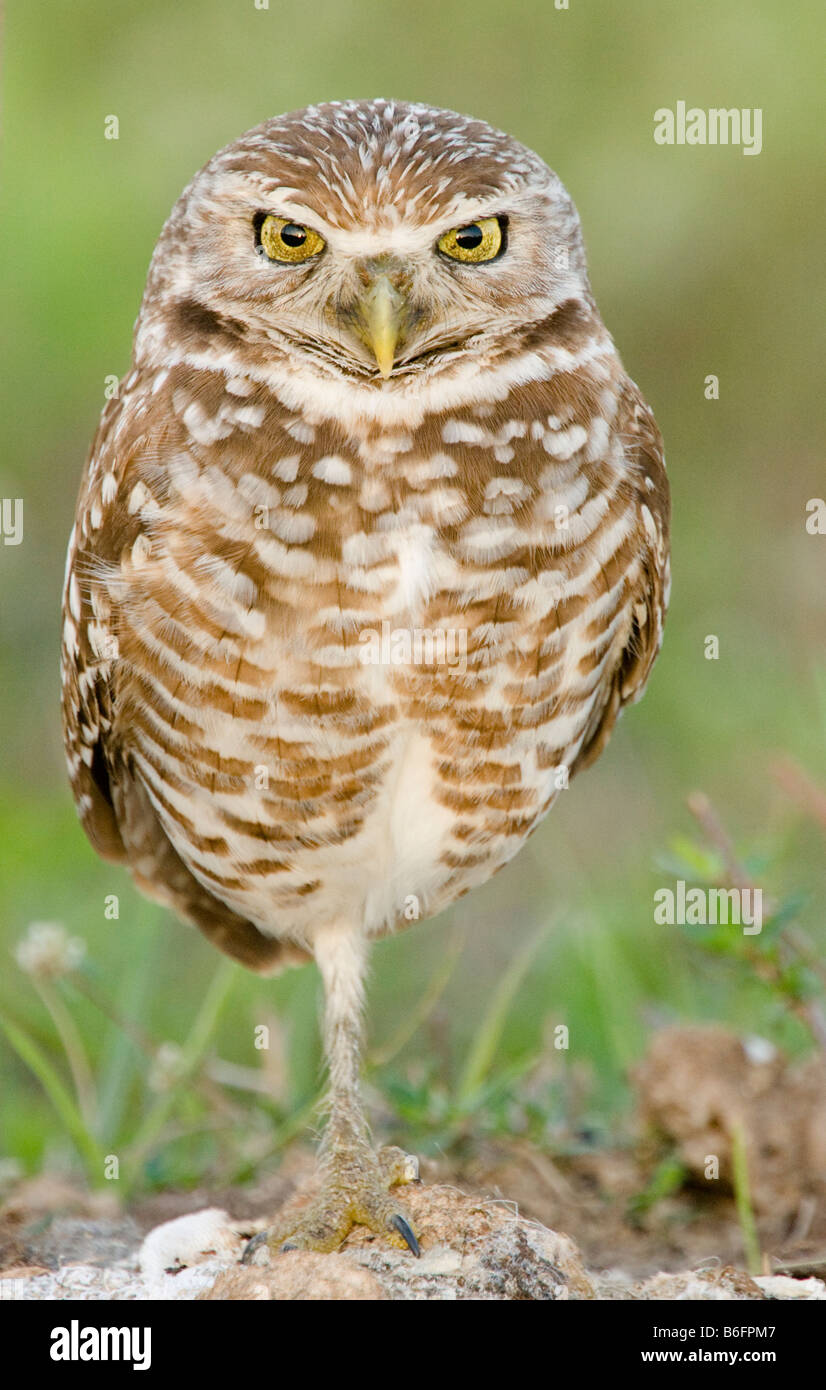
[62,100,670,1255]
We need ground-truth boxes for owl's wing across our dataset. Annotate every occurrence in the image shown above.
[61,393,134,863]
[61,383,308,974]
[570,379,671,775]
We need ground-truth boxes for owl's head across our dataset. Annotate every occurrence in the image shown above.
[137,101,592,386]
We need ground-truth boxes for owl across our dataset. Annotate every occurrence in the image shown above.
[61,100,670,1257]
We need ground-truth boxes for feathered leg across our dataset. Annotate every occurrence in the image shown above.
[243,926,419,1260]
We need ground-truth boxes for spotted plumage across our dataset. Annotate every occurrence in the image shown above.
[61,100,669,1252]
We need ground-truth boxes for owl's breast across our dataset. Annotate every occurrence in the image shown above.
[102,374,643,945]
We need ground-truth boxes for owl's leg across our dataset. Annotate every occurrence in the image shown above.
[242,925,420,1260]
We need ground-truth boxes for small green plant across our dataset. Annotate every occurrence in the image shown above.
[640,778,826,1265]
[627,1154,688,1224]
[659,790,826,1052]
[1,924,242,1197]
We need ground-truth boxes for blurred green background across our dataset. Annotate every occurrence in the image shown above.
[1,0,824,1188]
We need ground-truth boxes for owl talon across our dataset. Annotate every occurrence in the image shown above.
[390,1213,420,1256]
[240,1230,270,1265]
[242,1142,421,1259]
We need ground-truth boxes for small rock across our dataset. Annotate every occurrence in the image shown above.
[754,1275,826,1300]
[23,1217,140,1271]
[138,1208,242,1280]
[202,1254,386,1301]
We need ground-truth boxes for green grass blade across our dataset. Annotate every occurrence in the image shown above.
[731,1119,762,1276]
[456,920,553,1108]
[0,1010,104,1179]
[122,958,237,1191]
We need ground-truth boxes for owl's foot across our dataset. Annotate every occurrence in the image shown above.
[241,1144,421,1261]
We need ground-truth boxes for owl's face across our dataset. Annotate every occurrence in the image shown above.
[137,101,592,386]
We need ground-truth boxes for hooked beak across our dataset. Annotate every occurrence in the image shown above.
[356,273,408,379]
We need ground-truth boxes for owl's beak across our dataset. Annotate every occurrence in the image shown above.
[356,273,407,379]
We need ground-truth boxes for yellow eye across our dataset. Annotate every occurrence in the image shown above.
[258,215,325,264]
[437,216,503,264]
